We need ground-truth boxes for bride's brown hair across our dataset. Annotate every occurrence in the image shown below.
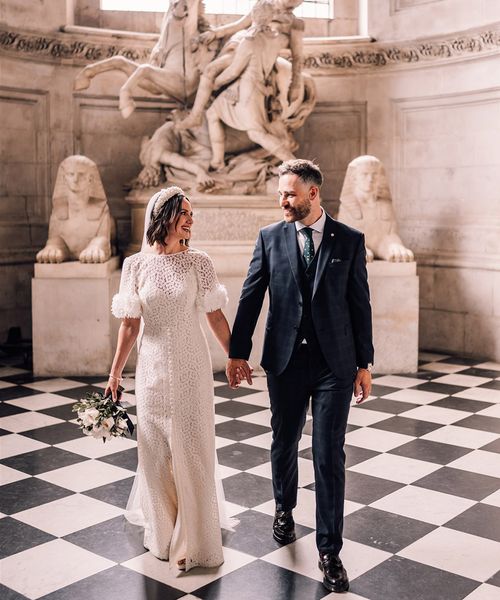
[146,192,189,247]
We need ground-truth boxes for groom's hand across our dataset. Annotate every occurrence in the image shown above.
[354,368,372,404]
[226,358,253,388]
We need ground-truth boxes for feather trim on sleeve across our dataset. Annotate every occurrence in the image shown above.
[111,293,142,319]
[198,284,228,313]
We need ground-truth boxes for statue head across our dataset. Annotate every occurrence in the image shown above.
[339,155,391,219]
[252,0,275,27]
[52,155,107,221]
[352,155,381,195]
[62,155,94,195]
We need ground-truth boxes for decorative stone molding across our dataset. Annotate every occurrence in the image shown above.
[0,28,151,64]
[304,25,500,71]
[2,23,500,71]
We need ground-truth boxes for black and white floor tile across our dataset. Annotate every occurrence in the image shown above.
[0,352,500,599]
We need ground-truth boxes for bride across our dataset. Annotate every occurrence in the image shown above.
[105,186,242,571]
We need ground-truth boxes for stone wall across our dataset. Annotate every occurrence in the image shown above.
[1,0,500,360]
[369,0,500,41]
[302,0,500,359]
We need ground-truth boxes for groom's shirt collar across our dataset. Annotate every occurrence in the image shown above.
[295,207,326,235]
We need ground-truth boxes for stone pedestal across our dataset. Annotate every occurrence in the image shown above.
[32,257,124,376]
[367,260,419,374]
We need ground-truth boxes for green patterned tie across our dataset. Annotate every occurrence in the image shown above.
[301,227,315,266]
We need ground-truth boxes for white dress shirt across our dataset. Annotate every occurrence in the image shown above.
[295,208,326,254]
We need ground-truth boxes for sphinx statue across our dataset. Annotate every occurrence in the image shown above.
[36,155,114,264]
[338,155,414,262]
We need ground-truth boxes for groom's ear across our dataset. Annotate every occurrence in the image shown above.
[309,185,320,202]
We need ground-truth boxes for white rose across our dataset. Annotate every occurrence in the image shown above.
[102,416,115,431]
[82,408,100,427]
[117,418,128,431]
[82,427,92,436]
[91,426,104,439]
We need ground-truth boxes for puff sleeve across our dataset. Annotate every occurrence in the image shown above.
[195,252,228,313]
[111,257,142,319]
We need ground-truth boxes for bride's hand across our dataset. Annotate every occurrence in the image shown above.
[105,376,121,402]
[226,358,253,388]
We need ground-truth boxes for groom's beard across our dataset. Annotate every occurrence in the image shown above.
[283,199,311,222]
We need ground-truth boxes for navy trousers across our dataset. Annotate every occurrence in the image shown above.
[266,343,354,555]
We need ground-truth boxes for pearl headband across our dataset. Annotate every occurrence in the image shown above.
[152,186,186,217]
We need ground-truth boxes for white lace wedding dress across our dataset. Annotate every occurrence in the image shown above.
[111,248,228,571]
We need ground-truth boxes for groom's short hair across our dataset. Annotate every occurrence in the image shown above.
[278,159,323,188]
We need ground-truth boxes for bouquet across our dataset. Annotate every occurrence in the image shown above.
[72,386,135,443]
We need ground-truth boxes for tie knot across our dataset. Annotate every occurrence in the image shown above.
[301,227,314,240]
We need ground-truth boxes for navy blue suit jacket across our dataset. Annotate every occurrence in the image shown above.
[229,213,374,378]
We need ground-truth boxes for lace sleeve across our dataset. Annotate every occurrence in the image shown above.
[111,257,142,319]
[195,252,228,313]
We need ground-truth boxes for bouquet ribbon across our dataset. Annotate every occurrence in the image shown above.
[115,398,135,436]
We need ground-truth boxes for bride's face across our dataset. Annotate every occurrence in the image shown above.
[167,199,193,242]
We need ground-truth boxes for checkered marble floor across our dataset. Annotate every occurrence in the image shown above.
[1,352,500,600]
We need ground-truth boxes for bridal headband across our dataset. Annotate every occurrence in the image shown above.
[152,186,186,218]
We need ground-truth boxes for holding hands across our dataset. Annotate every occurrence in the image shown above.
[226,358,253,389]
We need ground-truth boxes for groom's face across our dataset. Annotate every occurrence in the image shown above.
[278,173,313,222]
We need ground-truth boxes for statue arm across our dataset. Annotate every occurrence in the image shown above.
[212,13,252,39]
[36,214,71,263]
[213,39,252,89]
[80,210,112,263]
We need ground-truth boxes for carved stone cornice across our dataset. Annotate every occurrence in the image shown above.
[304,25,500,72]
[1,23,500,70]
[0,27,151,65]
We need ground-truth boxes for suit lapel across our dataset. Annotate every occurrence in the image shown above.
[283,222,301,290]
[313,215,336,298]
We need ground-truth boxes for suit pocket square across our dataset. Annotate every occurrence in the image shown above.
[330,258,343,263]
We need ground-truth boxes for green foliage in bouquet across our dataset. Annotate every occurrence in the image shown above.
[72,388,134,443]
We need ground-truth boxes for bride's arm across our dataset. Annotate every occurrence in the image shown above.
[105,317,141,400]
[206,309,230,355]
[206,309,253,385]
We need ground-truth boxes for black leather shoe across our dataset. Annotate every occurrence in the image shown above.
[272,510,296,545]
[318,552,349,593]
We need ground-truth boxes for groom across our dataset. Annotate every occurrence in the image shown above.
[227,159,373,593]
